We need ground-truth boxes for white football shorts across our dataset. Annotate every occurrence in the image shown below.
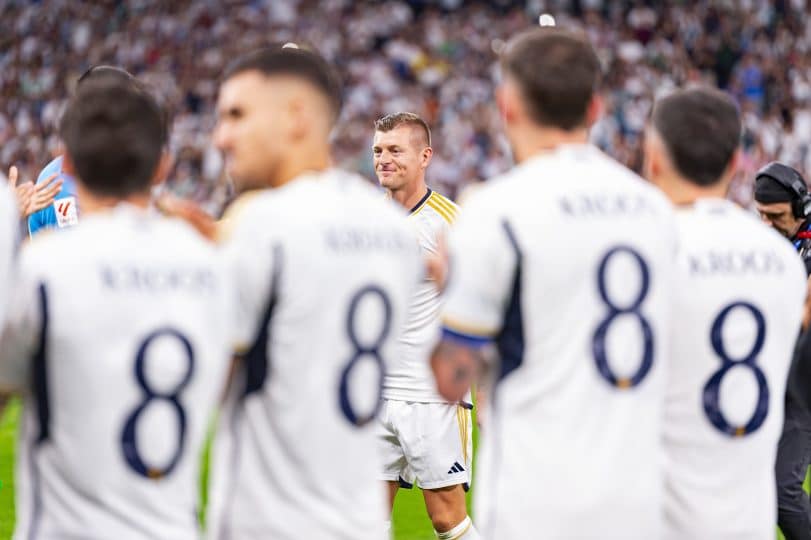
[377,399,472,490]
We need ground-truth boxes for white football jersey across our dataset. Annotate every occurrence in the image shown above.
[441,144,676,539]
[664,199,806,540]
[208,170,421,540]
[382,188,458,402]
[0,204,233,540]
[0,184,17,329]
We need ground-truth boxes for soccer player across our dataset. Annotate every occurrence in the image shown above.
[206,46,421,540]
[644,87,806,539]
[431,28,676,538]
[0,181,17,328]
[0,76,233,539]
[372,112,478,540]
[28,66,139,237]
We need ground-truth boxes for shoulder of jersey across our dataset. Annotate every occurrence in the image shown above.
[36,155,61,182]
[413,190,459,226]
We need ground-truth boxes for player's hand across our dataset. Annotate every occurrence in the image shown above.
[425,233,449,292]
[155,193,217,241]
[26,172,62,217]
[6,166,62,218]
[431,339,477,402]
[9,166,34,216]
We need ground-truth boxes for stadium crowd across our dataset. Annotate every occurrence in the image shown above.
[2,0,811,211]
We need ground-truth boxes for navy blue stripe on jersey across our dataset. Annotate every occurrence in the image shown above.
[28,283,50,540]
[242,244,283,396]
[441,327,490,348]
[495,220,525,386]
[32,283,50,443]
[398,476,414,489]
[409,188,432,214]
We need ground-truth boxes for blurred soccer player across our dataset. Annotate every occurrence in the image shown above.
[647,88,806,540]
[372,113,478,539]
[28,66,139,237]
[206,46,421,540]
[0,180,17,328]
[0,77,233,539]
[431,28,677,538]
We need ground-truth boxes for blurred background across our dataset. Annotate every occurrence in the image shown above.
[1,0,810,214]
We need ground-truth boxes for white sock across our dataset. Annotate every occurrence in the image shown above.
[436,516,480,539]
[384,520,392,538]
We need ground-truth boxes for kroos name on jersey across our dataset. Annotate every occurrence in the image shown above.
[687,249,786,275]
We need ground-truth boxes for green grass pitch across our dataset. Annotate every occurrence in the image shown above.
[0,399,471,539]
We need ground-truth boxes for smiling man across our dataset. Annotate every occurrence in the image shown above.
[372,113,478,540]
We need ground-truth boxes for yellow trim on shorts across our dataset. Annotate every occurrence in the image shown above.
[456,405,470,466]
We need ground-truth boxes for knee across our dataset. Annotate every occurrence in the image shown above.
[428,510,460,534]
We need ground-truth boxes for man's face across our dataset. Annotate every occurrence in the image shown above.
[373,126,429,192]
[755,201,803,238]
[214,71,284,192]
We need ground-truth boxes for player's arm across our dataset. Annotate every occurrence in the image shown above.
[430,194,518,402]
[218,195,279,398]
[0,251,42,399]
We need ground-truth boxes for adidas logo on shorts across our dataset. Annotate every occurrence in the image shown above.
[447,461,465,474]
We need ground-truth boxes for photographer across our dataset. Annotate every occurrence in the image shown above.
[755,162,811,539]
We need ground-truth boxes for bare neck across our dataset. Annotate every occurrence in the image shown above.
[657,173,728,206]
[390,177,429,212]
[511,125,590,163]
[75,182,151,214]
[273,143,332,188]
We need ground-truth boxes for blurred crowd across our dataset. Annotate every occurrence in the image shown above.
[2,0,811,213]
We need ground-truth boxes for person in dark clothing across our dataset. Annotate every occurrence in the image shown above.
[755,162,811,540]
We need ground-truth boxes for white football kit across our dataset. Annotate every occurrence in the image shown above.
[378,188,473,490]
[441,144,676,539]
[208,170,421,540]
[664,199,806,540]
[0,204,234,540]
[0,184,17,328]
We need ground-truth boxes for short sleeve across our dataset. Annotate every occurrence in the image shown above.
[218,194,278,353]
[0,249,43,390]
[0,186,18,327]
[441,191,518,346]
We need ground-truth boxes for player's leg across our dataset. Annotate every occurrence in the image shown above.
[422,484,479,538]
[408,403,480,538]
[378,399,412,534]
[776,406,811,540]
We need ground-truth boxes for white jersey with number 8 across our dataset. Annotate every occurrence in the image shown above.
[441,144,677,539]
[0,204,234,540]
[208,169,421,540]
[663,199,806,540]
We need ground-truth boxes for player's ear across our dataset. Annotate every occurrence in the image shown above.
[496,82,515,125]
[421,146,433,169]
[151,150,174,188]
[717,148,741,191]
[62,153,77,176]
[641,127,662,184]
[585,93,603,128]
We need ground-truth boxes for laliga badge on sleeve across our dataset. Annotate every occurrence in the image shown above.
[53,196,79,228]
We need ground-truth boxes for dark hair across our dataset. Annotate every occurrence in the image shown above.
[501,28,601,130]
[59,77,167,197]
[374,112,431,147]
[77,65,135,86]
[651,87,741,187]
[76,65,171,144]
[223,45,342,119]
